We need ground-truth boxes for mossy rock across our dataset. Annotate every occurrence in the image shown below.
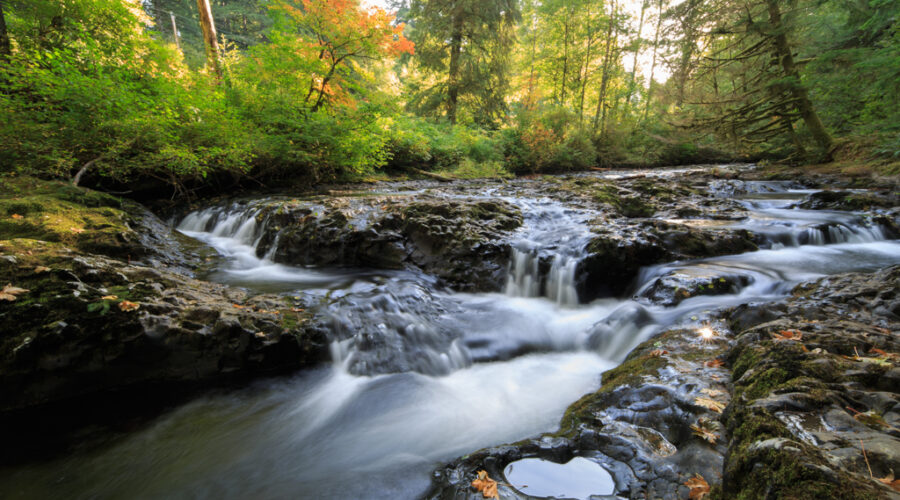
[0,176,143,259]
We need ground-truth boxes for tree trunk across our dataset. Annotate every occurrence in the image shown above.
[601,4,621,135]
[447,14,464,124]
[764,0,833,155]
[169,11,181,51]
[641,0,663,124]
[560,9,570,105]
[0,0,11,62]
[579,5,595,120]
[196,0,222,80]
[627,0,647,108]
[593,0,617,132]
[527,15,537,109]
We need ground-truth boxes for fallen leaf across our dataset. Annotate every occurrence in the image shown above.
[34,266,51,273]
[695,397,725,413]
[705,359,725,368]
[10,214,23,219]
[101,295,118,300]
[875,471,900,492]
[0,284,29,301]
[254,331,267,339]
[841,347,889,365]
[690,418,719,444]
[232,304,245,309]
[852,410,893,429]
[70,227,85,234]
[471,470,499,499]
[684,473,710,499]
[291,307,305,313]
[869,348,899,360]
[701,388,725,398]
[118,300,140,312]
[649,349,669,357]
[772,330,803,341]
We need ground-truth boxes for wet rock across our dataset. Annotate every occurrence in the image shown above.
[640,268,751,307]
[256,197,523,291]
[0,239,329,459]
[428,326,734,499]
[800,190,900,211]
[721,266,900,499]
[577,229,669,299]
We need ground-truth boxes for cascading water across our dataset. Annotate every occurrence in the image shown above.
[504,198,595,306]
[2,172,898,500]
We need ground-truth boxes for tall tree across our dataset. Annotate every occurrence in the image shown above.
[0,0,10,61]
[683,0,834,156]
[406,0,520,125]
[196,0,222,79]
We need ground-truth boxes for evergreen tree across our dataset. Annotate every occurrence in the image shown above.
[406,0,520,126]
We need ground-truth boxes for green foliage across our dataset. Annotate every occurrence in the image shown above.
[406,0,520,126]
[500,107,597,174]
[383,116,504,172]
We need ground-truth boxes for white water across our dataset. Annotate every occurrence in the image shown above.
[504,198,595,306]
[1,178,898,499]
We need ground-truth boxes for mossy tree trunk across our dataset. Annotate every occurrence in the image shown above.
[764,0,833,156]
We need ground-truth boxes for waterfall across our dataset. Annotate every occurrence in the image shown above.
[505,247,580,306]
[505,248,541,298]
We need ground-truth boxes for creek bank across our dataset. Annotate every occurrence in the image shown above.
[722,265,900,499]
[0,178,328,460]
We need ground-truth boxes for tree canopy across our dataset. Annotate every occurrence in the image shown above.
[0,0,896,193]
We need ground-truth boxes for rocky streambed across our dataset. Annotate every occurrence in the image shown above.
[0,166,898,499]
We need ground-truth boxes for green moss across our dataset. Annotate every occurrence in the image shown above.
[0,176,139,258]
[723,407,881,500]
[557,353,668,434]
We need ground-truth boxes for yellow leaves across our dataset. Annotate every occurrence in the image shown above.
[118,300,140,312]
[684,473,710,499]
[101,295,119,300]
[690,418,719,444]
[10,213,23,220]
[695,397,725,413]
[701,388,725,398]
[471,470,499,499]
[771,330,803,341]
[0,284,29,301]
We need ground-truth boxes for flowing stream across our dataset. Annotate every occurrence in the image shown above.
[1,173,899,499]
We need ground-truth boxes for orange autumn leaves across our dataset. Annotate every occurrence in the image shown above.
[271,0,414,110]
[471,470,499,499]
